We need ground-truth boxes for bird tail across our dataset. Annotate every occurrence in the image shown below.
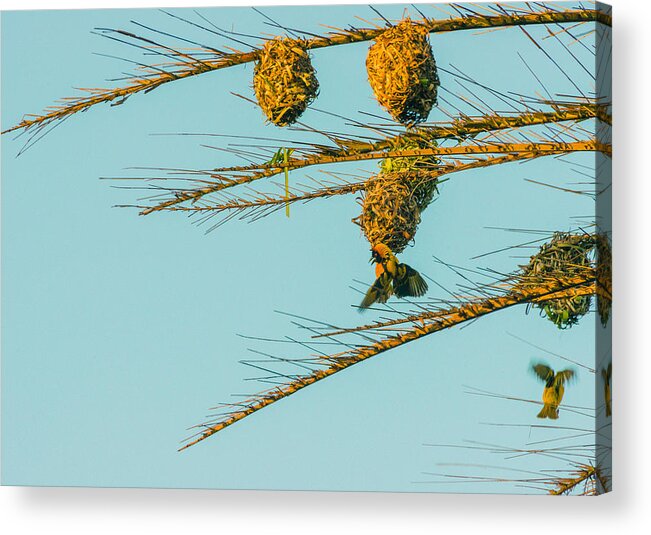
[537,404,559,419]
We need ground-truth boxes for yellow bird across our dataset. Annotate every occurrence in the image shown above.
[360,243,428,309]
[532,363,575,419]
[602,362,612,417]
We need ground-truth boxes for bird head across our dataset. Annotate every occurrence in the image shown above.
[371,243,392,263]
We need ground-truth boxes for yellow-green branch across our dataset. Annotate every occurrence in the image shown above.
[125,151,545,213]
[213,103,611,177]
[319,283,596,339]
[139,139,609,215]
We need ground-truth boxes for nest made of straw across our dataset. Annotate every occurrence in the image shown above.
[366,19,440,125]
[253,37,319,126]
[357,137,439,252]
[358,170,438,253]
[518,233,595,329]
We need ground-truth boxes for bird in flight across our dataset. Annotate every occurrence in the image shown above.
[360,243,428,309]
[531,363,575,419]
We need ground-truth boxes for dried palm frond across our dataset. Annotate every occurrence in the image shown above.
[253,37,319,126]
[179,235,599,450]
[135,8,610,215]
[422,436,610,494]
[3,4,611,149]
[125,137,608,218]
[366,19,439,124]
[119,142,606,237]
[548,463,608,495]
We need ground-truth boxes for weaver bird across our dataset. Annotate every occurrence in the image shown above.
[602,362,612,417]
[532,363,575,419]
[360,243,428,309]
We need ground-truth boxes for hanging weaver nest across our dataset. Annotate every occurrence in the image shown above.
[366,19,440,125]
[357,170,438,253]
[595,234,612,327]
[519,233,595,329]
[253,37,319,126]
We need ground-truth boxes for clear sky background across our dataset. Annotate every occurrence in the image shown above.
[1,3,609,493]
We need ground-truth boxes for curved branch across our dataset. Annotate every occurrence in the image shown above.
[4,7,609,137]
[179,271,596,451]
[138,139,609,215]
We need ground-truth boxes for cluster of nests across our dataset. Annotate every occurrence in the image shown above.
[253,19,439,126]
[252,20,442,259]
[517,233,612,329]
[251,22,612,328]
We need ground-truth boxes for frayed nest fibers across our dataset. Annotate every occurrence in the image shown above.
[358,171,438,254]
[366,19,440,125]
[519,233,595,329]
[253,38,319,126]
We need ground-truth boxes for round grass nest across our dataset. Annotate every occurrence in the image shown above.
[253,37,319,126]
[358,170,438,253]
[366,19,440,125]
[519,233,595,329]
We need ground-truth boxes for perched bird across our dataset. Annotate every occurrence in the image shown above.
[602,362,612,417]
[532,363,575,419]
[360,243,428,309]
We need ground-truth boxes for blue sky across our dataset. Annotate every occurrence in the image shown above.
[1,4,609,493]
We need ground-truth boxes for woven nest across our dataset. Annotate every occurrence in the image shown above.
[596,234,612,327]
[519,233,595,329]
[253,37,319,126]
[358,170,438,253]
[366,19,440,125]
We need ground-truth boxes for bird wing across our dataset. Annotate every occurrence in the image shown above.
[393,264,428,298]
[555,369,576,385]
[360,272,393,310]
[532,364,554,382]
